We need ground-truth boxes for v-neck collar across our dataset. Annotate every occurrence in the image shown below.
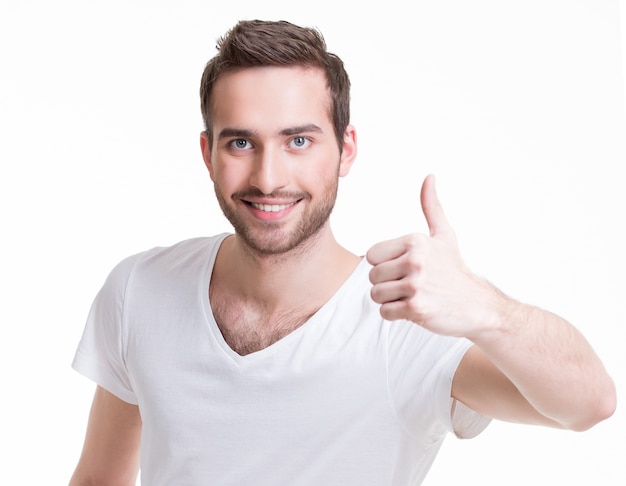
[200,234,368,366]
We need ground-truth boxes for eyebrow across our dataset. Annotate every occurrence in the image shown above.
[279,123,323,136]
[217,123,323,140]
[217,128,257,140]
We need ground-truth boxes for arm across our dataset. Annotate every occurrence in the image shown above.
[452,295,615,431]
[70,386,142,486]
[367,175,616,431]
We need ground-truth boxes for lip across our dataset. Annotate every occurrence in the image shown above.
[249,201,297,212]
[243,198,301,221]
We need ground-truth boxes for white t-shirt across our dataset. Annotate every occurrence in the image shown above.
[72,234,489,485]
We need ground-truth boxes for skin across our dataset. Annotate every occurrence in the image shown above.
[368,175,616,430]
[69,386,141,486]
[201,66,362,355]
[69,65,616,485]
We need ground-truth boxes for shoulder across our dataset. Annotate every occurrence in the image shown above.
[104,234,230,289]
[141,234,228,262]
[128,234,228,269]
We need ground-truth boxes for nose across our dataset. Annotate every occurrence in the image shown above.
[249,146,289,195]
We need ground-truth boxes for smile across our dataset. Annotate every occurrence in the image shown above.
[249,201,298,212]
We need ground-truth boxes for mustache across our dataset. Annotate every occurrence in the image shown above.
[232,188,310,200]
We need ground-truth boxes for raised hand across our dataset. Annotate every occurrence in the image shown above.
[366,174,500,338]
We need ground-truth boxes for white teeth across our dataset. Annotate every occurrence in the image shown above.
[250,202,296,212]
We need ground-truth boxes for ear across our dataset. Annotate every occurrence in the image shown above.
[200,131,215,181]
[338,124,357,178]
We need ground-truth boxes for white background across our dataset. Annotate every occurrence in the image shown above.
[1,0,625,484]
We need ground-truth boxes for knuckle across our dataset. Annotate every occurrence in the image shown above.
[379,304,397,321]
[404,233,428,251]
[370,286,383,303]
[404,233,425,249]
[399,277,419,298]
[365,247,378,265]
[404,250,423,270]
[406,298,422,316]
[368,267,377,284]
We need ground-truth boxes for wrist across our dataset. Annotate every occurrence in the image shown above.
[464,278,521,344]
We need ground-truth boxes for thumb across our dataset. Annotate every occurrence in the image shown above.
[420,174,455,240]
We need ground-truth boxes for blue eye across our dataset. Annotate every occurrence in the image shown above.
[230,139,251,150]
[290,136,310,149]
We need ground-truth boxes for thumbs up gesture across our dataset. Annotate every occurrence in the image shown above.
[366,175,500,338]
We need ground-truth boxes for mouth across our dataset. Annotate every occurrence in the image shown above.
[248,201,299,213]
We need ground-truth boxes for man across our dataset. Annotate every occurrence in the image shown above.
[69,20,616,486]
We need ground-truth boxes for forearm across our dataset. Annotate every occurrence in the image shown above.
[367,177,616,430]
[469,289,616,431]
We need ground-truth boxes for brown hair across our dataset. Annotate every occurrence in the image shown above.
[199,20,351,149]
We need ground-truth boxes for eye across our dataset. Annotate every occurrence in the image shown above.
[289,136,311,149]
[229,139,252,150]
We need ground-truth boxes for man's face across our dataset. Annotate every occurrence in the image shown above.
[201,66,356,256]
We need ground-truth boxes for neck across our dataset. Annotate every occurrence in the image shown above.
[213,226,360,312]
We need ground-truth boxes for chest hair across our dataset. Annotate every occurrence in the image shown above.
[210,289,318,356]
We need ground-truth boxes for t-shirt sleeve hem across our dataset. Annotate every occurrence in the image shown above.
[451,398,492,439]
[71,351,138,405]
[439,341,491,439]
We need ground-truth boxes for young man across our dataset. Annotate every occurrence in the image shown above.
[69,20,616,486]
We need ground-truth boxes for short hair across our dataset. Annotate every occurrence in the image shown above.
[199,20,351,149]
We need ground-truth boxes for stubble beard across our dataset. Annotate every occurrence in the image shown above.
[213,177,339,258]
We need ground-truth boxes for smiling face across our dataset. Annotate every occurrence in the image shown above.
[200,66,356,256]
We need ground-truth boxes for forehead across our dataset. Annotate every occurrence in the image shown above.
[211,66,332,131]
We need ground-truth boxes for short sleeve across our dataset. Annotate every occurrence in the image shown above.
[71,254,140,405]
[451,398,492,439]
[386,321,489,442]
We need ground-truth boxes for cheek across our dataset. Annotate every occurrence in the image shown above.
[297,163,331,188]
[211,162,245,192]
[307,147,343,176]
